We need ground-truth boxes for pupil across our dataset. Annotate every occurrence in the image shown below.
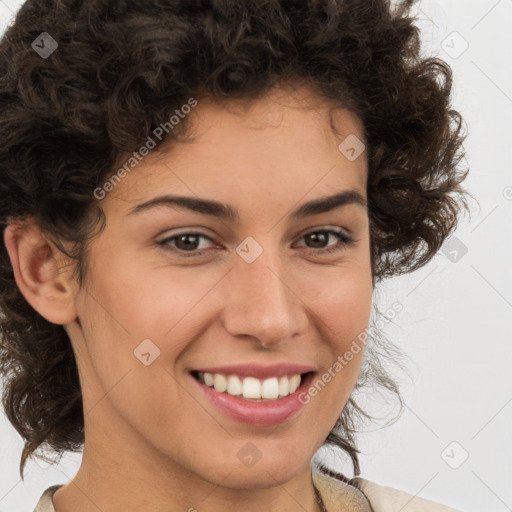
[307,232,327,248]
[177,234,199,250]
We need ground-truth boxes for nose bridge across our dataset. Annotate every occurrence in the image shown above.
[222,241,303,346]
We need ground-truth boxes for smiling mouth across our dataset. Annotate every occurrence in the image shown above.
[190,370,314,402]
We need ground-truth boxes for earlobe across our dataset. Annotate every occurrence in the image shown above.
[3,220,78,325]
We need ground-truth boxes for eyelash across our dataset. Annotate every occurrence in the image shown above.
[157,229,353,258]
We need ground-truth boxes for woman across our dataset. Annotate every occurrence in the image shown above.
[0,0,468,510]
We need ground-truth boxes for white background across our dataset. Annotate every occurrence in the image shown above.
[0,1,511,511]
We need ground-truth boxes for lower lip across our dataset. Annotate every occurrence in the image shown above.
[190,372,315,426]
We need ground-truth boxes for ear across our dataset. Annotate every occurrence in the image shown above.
[3,219,78,325]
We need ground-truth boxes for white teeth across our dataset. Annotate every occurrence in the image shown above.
[261,377,279,399]
[227,375,242,396]
[197,372,303,401]
[242,377,261,399]
[289,374,301,394]
[278,376,289,397]
[213,373,227,393]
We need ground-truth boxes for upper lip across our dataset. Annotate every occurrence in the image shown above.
[190,363,315,379]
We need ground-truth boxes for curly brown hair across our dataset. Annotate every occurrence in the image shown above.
[0,0,468,479]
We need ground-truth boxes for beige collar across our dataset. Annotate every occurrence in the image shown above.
[312,468,373,511]
[312,468,463,512]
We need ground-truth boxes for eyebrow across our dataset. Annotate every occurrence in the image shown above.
[127,190,367,221]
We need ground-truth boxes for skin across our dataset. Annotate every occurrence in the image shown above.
[4,84,373,511]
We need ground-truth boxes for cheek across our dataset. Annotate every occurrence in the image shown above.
[309,261,373,339]
[75,257,226,415]
[84,253,209,340]
[305,262,373,393]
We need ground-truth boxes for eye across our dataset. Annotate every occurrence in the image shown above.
[158,232,216,256]
[294,229,353,254]
[157,228,353,257]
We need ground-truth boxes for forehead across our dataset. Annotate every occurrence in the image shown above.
[103,84,367,213]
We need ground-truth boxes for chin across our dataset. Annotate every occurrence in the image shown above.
[213,467,302,490]
[212,450,308,489]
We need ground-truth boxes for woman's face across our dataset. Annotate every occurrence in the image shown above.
[68,85,373,488]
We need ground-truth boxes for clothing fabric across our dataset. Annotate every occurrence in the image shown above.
[33,470,463,511]
[312,469,463,511]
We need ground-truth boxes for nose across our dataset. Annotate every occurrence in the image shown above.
[221,244,308,349]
